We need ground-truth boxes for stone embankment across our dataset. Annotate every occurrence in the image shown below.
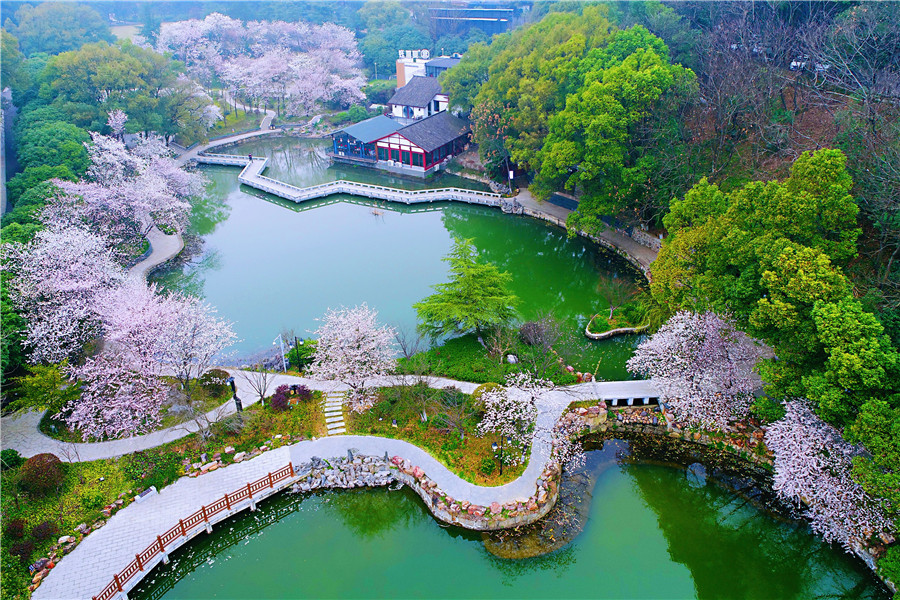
[290,451,561,531]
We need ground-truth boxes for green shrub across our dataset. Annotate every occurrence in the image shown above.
[1,545,31,598]
[479,458,496,476]
[31,520,57,541]
[199,368,230,398]
[79,489,105,510]
[1,449,25,471]
[471,382,500,410]
[878,545,900,591]
[751,397,786,423]
[122,450,184,492]
[19,453,64,496]
[4,518,26,539]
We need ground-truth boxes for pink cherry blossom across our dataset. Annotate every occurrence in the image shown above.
[627,311,770,431]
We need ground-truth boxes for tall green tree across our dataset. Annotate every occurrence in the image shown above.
[17,120,90,175]
[535,26,697,227]
[472,6,615,171]
[1,29,29,95]
[5,2,113,56]
[651,149,898,427]
[414,238,518,339]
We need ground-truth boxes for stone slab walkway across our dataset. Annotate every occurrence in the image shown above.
[514,189,658,271]
[33,448,291,600]
[128,225,184,281]
[26,377,658,599]
[0,373,654,461]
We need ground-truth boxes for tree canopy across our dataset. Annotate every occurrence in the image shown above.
[414,238,518,339]
[4,2,113,56]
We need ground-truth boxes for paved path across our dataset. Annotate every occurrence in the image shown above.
[515,189,658,271]
[30,377,657,600]
[0,372,655,461]
[128,225,184,281]
[33,447,291,600]
[175,94,277,166]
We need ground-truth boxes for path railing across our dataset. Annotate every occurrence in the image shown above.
[92,463,295,600]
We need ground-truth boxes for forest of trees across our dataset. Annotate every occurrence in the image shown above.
[1,0,898,591]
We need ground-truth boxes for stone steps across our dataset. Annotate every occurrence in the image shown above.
[323,393,346,436]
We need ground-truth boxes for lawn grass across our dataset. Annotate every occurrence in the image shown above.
[346,383,526,486]
[397,333,578,386]
[207,101,264,137]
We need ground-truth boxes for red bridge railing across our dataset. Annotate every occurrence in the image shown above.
[92,463,295,600]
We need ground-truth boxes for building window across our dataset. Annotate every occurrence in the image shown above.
[391,148,400,162]
[402,150,410,164]
[412,152,423,167]
[378,147,388,160]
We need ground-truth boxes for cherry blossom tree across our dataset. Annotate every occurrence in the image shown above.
[62,353,168,440]
[157,15,365,116]
[766,400,894,551]
[156,295,237,402]
[308,304,396,411]
[107,109,128,139]
[551,411,587,471]
[3,224,124,363]
[627,311,770,431]
[476,378,539,471]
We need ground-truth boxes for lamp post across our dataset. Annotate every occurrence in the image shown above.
[273,334,287,372]
[226,376,242,412]
[492,437,505,476]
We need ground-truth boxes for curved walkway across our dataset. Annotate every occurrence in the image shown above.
[30,376,657,600]
[128,225,184,281]
[0,372,656,461]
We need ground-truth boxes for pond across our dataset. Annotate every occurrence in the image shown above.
[131,438,888,600]
[153,137,644,379]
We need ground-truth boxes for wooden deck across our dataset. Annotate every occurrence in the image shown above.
[194,152,502,207]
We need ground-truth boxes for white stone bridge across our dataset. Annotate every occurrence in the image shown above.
[195,152,503,207]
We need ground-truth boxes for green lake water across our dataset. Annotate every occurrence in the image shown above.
[153,137,643,379]
[131,439,887,600]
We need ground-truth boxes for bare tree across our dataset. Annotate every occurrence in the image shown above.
[239,363,273,407]
[596,274,638,320]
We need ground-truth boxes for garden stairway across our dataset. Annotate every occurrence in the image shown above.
[323,392,346,435]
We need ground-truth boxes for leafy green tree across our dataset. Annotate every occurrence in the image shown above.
[849,399,900,521]
[1,288,27,386]
[5,165,74,208]
[472,6,615,171]
[358,1,410,32]
[6,2,113,56]
[536,26,697,226]
[414,238,518,339]
[17,120,90,175]
[14,105,68,137]
[439,41,498,113]
[652,149,898,428]
[1,29,29,95]
[359,24,430,73]
[11,362,81,415]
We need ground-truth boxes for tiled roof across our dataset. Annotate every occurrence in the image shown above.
[426,57,461,69]
[387,76,443,108]
[396,111,469,153]
[339,115,402,143]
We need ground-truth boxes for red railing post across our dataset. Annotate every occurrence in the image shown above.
[247,482,252,497]
[179,519,187,537]
[157,536,165,554]
[136,553,143,571]
[225,493,231,510]
[268,472,274,488]
[289,463,295,477]
[114,574,123,593]
[202,505,208,522]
